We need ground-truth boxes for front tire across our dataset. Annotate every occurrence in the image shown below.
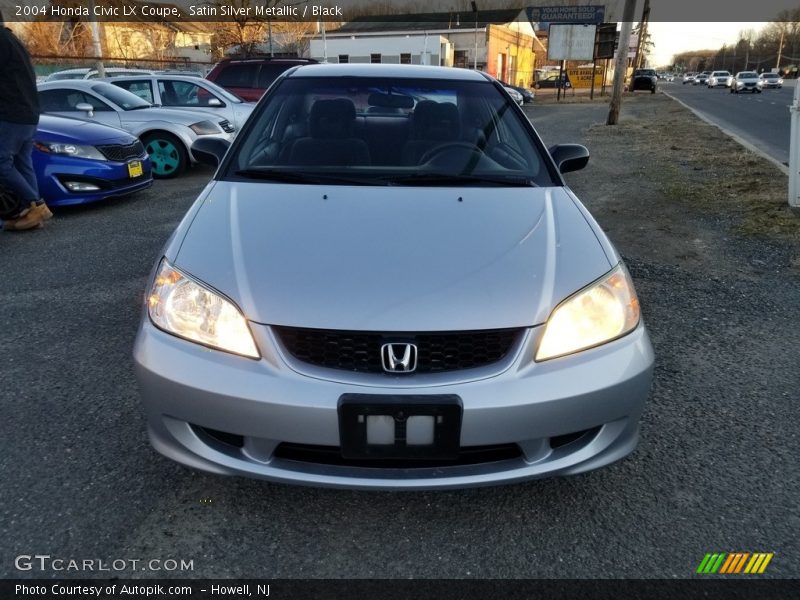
[142,132,188,179]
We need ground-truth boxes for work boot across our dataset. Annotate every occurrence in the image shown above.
[31,201,53,220]
[2,206,43,231]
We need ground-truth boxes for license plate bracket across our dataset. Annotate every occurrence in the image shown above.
[338,394,462,460]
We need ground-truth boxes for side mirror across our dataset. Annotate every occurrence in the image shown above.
[549,144,589,174]
[207,98,223,107]
[75,102,94,117]
[191,137,230,168]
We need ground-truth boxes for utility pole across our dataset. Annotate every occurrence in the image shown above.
[631,0,650,72]
[471,1,479,70]
[777,26,785,71]
[607,0,637,125]
[88,0,105,77]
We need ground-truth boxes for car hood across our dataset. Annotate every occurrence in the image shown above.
[173,183,614,331]
[36,114,136,144]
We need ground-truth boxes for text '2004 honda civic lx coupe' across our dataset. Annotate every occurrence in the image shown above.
[133,64,654,490]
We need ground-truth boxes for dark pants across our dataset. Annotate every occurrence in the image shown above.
[0,121,39,215]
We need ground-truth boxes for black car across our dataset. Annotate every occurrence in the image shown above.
[498,80,535,103]
[533,72,571,89]
[631,68,657,93]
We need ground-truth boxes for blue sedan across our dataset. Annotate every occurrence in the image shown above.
[33,115,153,206]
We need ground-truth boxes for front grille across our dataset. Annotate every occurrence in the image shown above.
[274,442,522,469]
[274,327,522,375]
[96,140,146,161]
[218,119,234,133]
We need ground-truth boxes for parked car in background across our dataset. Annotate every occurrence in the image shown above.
[707,71,731,88]
[107,75,255,133]
[631,68,657,93]
[134,64,654,490]
[683,72,696,84]
[731,72,763,93]
[38,80,234,178]
[533,72,571,89]
[33,114,152,206]
[759,72,783,89]
[504,86,524,106]
[45,67,157,81]
[498,80,534,103]
[206,57,318,101]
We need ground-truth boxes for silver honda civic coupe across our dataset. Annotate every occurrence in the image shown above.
[133,64,654,490]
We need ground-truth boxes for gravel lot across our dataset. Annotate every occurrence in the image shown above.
[1,94,797,579]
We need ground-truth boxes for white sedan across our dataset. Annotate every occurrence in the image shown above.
[38,80,234,177]
[107,75,255,133]
[730,72,763,94]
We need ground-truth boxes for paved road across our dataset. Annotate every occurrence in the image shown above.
[661,80,793,166]
[1,100,797,581]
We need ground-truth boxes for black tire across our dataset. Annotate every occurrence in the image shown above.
[651,87,656,94]
[141,131,188,179]
[757,89,762,93]
[534,83,541,90]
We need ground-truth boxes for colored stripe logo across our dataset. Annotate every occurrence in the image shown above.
[697,552,773,574]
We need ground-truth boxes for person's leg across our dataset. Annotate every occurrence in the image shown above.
[13,127,40,201]
[0,121,39,215]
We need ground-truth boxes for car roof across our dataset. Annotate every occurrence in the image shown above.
[102,74,207,83]
[38,80,113,91]
[284,63,489,81]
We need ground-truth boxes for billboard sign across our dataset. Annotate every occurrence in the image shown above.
[526,5,605,25]
[548,23,597,61]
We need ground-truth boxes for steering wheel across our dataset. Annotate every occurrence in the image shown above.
[419,142,484,166]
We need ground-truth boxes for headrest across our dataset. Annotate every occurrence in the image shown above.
[411,101,460,140]
[309,98,356,139]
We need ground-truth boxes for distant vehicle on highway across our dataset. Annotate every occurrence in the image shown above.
[631,68,657,93]
[708,71,731,88]
[759,72,783,89]
[731,72,763,94]
[683,72,696,84]
[694,72,710,85]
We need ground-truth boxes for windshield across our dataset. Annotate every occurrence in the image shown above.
[738,72,757,78]
[762,73,778,78]
[225,76,555,187]
[636,70,656,76]
[91,82,151,110]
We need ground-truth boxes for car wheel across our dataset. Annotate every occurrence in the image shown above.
[730,88,734,93]
[142,132,188,179]
[534,83,541,89]
[651,87,656,94]
[756,89,762,93]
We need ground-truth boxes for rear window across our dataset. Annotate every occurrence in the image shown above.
[256,63,298,89]
[215,63,258,88]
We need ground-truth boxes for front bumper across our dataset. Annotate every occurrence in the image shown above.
[34,154,153,206]
[133,319,654,490]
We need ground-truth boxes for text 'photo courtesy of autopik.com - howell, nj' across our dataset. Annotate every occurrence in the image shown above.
[1,0,799,598]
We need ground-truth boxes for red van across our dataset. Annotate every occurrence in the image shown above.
[206,58,318,102]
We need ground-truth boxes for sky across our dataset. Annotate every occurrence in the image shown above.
[647,22,768,67]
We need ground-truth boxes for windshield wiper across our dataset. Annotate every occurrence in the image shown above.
[234,169,380,186]
[381,172,536,187]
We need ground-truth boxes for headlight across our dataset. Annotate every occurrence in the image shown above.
[34,141,107,161]
[189,120,221,136]
[147,260,259,359]
[535,264,640,361]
